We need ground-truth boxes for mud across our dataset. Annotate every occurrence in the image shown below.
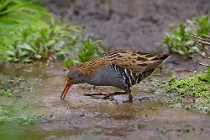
[42,0,210,53]
[0,55,209,140]
[1,0,210,139]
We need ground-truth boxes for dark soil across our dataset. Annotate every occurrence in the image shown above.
[42,0,210,53]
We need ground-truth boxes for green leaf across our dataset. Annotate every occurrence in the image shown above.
[0,0,12,11]
[34,54,41,59]
[45,40,56,47]
[7,50,15,56]
[21,43,35,52]
[64,59,74,67]
[0,1,33,15]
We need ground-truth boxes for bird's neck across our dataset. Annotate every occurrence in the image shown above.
[75,75,89,84]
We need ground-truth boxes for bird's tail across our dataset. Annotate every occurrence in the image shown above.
[135,68,155,84]
[161,54,171,63]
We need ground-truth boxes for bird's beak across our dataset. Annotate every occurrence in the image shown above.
[60,83,72,99]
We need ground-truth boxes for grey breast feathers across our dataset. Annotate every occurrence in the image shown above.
[87,63,155,91]
[87,64,132,90]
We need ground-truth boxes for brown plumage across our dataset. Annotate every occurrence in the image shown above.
[61,50,169,102]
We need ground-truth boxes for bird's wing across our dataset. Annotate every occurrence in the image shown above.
[77,50,169,76]
[103,50,169,75]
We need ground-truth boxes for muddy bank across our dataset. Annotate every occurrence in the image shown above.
[41,0,210,53]
[1,1,210,140]
[0,55,209,140]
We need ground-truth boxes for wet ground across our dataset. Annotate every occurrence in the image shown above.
[0,55,209,140]
[1,0,210,140]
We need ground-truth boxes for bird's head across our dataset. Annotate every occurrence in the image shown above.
[60,67,83,99]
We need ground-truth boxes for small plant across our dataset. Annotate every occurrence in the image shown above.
[6,21,104,64]
[0,0,104,63]
[6,21,84,62]
[0,0,52,60]
[187,16,210,66]
[192,16,210,35]
[163,16,210,55]
[64,38,103,67]
[163,24,198,55]
[78,38,102,62]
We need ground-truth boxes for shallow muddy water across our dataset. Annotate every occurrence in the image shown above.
[1,0,210,139]
[0,55,210,140]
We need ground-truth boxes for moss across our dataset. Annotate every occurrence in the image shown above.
[150,67,210,114]
[166,67,210,114]
[0,76,32,97]
[0,110,43,125]
[0,105,42,125]
[0,89,12,97]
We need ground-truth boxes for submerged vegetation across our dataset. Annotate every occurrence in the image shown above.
[0,106,42,125]
[0,76,41,124]
[0,76,32,97]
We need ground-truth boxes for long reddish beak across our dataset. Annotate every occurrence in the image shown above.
[60,83,72,100]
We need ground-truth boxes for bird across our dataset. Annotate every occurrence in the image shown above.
[61,50,169,102]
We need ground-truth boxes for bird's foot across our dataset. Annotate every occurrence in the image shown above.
[84,92,132,102]
[102,92,125,99]
[84,93,108,96]
[84,93,112,99]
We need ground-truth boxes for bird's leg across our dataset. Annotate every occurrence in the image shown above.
[84,91,127,99]
[127,89,132,103]
[84,92,126,98]
[84,89,133,102]
[84,93,109,96]
[103,89,133,103]
[102,91,128,99]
